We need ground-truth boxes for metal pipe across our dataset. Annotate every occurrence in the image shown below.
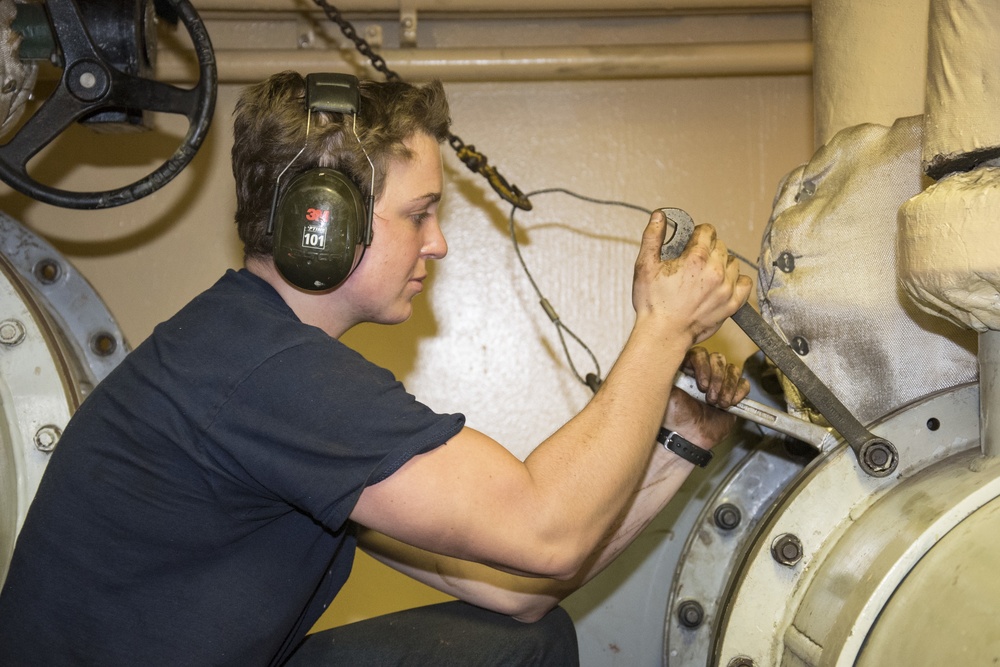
[980,330,1000,458]
[192,0,810,13]
[157,41,811,83]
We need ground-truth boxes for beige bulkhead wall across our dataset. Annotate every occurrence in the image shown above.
[0,5,815,628]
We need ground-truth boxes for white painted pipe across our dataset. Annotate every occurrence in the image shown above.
[157,41,811,82]
[192,0,809,13]
[812,0,928,147]
[981,331,1000,458]
[923,0,1000,176]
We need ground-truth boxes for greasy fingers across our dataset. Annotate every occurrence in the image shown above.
[632,210,668,312]
[681,346,710,381]
[688,223,718,254]
[718,365,750,409]
[683,346,750,409]
[715,236,753,308]
[732,266,753,311]
[637,209,668,266]
[632,214,750,345]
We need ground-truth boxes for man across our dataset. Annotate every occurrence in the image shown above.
[0,72,751,665]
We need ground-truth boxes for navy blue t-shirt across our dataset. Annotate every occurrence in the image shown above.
[0,269,465,666]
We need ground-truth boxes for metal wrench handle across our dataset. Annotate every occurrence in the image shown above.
[673,373,837,452]
[731,303,898,477]
[657,206,896,476]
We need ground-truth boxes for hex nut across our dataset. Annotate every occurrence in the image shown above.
[771,533,804,566]
[0,319,26,346]
[34,425,62,453]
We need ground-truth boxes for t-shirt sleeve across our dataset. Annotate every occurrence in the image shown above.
[205,339,465,531]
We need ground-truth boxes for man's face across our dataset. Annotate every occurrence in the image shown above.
[339,131,447,326]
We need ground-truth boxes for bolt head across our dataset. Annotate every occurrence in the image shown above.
[859,439,899,477]
[677,600,705,629]
[33,258,62,284]
[34,425,62,453]
[90,332,118,357]
[714,503,742,531]
[0,319,26,346]
[771,533,804,566]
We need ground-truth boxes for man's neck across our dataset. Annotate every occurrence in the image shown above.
[245,257,354,339]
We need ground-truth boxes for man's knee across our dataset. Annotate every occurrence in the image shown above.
[514,606,579,666]
[286,602,579,666]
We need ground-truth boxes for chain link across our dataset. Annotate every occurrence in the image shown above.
[310,0,532,210]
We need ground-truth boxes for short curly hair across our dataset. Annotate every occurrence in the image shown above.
[232,71,451,260]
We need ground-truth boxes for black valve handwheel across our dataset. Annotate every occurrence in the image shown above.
[0,0,216,209]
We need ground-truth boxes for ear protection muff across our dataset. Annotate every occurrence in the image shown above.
[268,73,375,291]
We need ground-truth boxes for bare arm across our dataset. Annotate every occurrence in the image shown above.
[357,443,702,622]
[350,212,752,579]
[357,349,749,621]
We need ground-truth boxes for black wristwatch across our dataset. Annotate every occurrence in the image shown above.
[657,427,713,467]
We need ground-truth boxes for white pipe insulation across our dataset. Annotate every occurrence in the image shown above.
[897,1,1000,459]
[811,0,928,147]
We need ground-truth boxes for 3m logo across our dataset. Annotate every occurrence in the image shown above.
[305,208,330,224]
[302,208,330,249]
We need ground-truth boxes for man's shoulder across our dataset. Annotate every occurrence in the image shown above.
[120,270,349,389]
[162,269,312,346]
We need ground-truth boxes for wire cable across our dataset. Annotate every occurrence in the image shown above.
[510,188,759,393]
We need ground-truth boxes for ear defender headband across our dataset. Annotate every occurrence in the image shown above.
[267,73,376,291]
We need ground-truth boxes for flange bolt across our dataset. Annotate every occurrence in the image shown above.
[859,438,898,477]
[0,319,25,346]
[714,503,742,531]
[34,425,62,453]
[771,533,804,567]
[677,600,704,629]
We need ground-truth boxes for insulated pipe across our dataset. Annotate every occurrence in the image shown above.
[811,0,928,147]
[898,0,1000,459]
[192,0,809,13]
[922,0,1000,178]
[982,331,1000,458]
[156,41,811,83]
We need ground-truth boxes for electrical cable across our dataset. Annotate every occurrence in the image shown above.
[510,188,759,393]
[312,2,762,393]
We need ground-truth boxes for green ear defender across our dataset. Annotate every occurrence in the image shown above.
[268,73,375,291]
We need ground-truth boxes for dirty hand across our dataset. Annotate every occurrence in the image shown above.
[663,347,750,449]
[632,210,752,345]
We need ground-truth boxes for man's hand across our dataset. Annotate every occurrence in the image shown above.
[632,211,752,346]
[663,346,750,450]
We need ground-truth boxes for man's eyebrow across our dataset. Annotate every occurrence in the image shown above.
[411,193,441,205]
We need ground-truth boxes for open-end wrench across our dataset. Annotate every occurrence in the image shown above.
[672,372,837,453]
[658,208,899,477]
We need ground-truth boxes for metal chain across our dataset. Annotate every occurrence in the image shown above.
[310,0,533,210]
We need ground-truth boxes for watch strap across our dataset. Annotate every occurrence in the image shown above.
[657,427,713,467]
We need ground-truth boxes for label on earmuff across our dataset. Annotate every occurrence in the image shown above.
[302,207,330,249]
